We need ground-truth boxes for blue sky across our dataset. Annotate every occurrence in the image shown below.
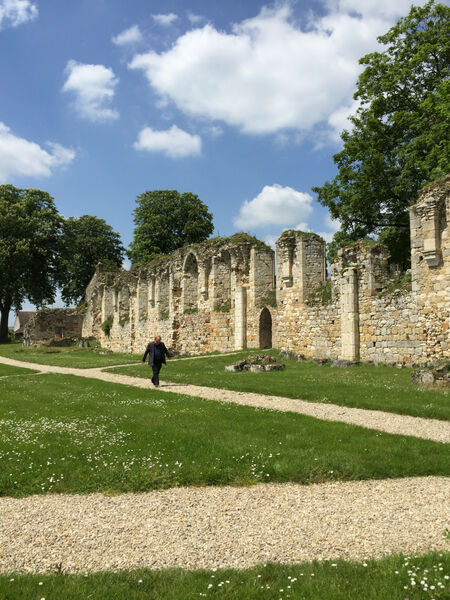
[1,0,427,319]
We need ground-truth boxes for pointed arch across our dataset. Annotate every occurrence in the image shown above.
[183,252,199,311]
[259,307,272,349]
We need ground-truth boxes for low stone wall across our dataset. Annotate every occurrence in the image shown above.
[23,309,83,346]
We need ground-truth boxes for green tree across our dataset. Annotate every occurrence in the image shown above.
[128,190,214,263]
[0,185,62,343]
[314,1,450,267]
[59,215,125,305]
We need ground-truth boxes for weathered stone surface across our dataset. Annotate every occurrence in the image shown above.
[411,370,436,386]
[24,179,446,366]
[331,360,360,368]
[249,364,265,372]
[264,363,285,371]
[24,309,83,346]
[311,358,330,366]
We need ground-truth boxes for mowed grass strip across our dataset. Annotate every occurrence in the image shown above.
[109,351,450,420]
[1,374,449,497]
[1,552,448,600]
[0,341,139,369]
[0,363,37,377]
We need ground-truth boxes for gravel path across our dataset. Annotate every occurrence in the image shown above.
[0,355,448,443]
[0,477,448,573]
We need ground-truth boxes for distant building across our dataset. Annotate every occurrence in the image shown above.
[13,311,35,340]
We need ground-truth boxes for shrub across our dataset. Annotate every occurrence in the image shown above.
[101,316,113,336]
[214,298,231,312]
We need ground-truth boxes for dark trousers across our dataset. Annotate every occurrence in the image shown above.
[151,360,163,386]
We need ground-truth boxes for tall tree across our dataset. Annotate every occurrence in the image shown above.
[0,185,62,342]
[59,215,125,305]
[313,1,450,266]
[128,190,214,263]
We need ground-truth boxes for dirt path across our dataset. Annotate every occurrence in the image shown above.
[0,476,448,573]
[0,355,448,443]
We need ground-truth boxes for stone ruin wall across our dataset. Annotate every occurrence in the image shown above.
[81,181,449,364]
[24,309,83,346]
[82,235,275,356]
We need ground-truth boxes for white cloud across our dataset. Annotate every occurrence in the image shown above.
[152,13,178,26]
[130,1,426,140]
[324,214,340,233]
[0,0,37,29]
[331,0,424,20]
[112,24,143,46]
[327,99,359,142]
[187,12,204,25]
[315,214,341,243]
[0,122,75,181]
[62,60,119,122]
[264,234,278,249]
[234,184,313,229]
[133,125,201,158]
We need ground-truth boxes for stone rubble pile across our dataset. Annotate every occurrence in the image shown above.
[225,354,285,373]
[411,362,450,388]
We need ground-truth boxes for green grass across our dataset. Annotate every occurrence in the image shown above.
[0,363,37,377]
[1,373,449,498]
[0,552,448,599]
[108,351,450,420]
[0,341,140,369]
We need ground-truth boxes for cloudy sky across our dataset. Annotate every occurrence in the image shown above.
[1,0,427,284]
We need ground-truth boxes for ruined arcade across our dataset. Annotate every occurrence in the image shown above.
[78,180,449,364]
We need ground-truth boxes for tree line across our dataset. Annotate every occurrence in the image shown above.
[0,188,213,342]
[0,1,448,342]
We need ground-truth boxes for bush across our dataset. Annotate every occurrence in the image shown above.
[214,299,231,313]
[101,316,113,336]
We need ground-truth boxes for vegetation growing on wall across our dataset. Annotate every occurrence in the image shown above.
[101,316,113,336]
[378,271,412,297]
[306,281,333,306]
[119,314,130,327]
[259,290,277,308]
[214,298,232,313]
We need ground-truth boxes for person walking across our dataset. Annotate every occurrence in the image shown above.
[142,335,171,387]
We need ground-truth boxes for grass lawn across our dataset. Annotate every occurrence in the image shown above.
[1,373,449,498]
[0,341,140,369]
[108,351,450,420]
[0,363,37,377]
[1,552,448,599]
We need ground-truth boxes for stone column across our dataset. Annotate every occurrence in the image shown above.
[340,268,360,361]
[234,286,247,350]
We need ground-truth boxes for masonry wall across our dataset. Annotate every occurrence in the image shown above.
[82,235,275,355]
[79,181,450,364]
[24,309,83,346]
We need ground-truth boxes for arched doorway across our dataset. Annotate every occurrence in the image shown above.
[259,307,272,349]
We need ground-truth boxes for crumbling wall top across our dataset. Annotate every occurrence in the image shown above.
[276,230,325,247]
[415,175,450,214]
[337,240,389,267]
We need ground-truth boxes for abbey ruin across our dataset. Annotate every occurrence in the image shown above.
[26,179,449,365]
